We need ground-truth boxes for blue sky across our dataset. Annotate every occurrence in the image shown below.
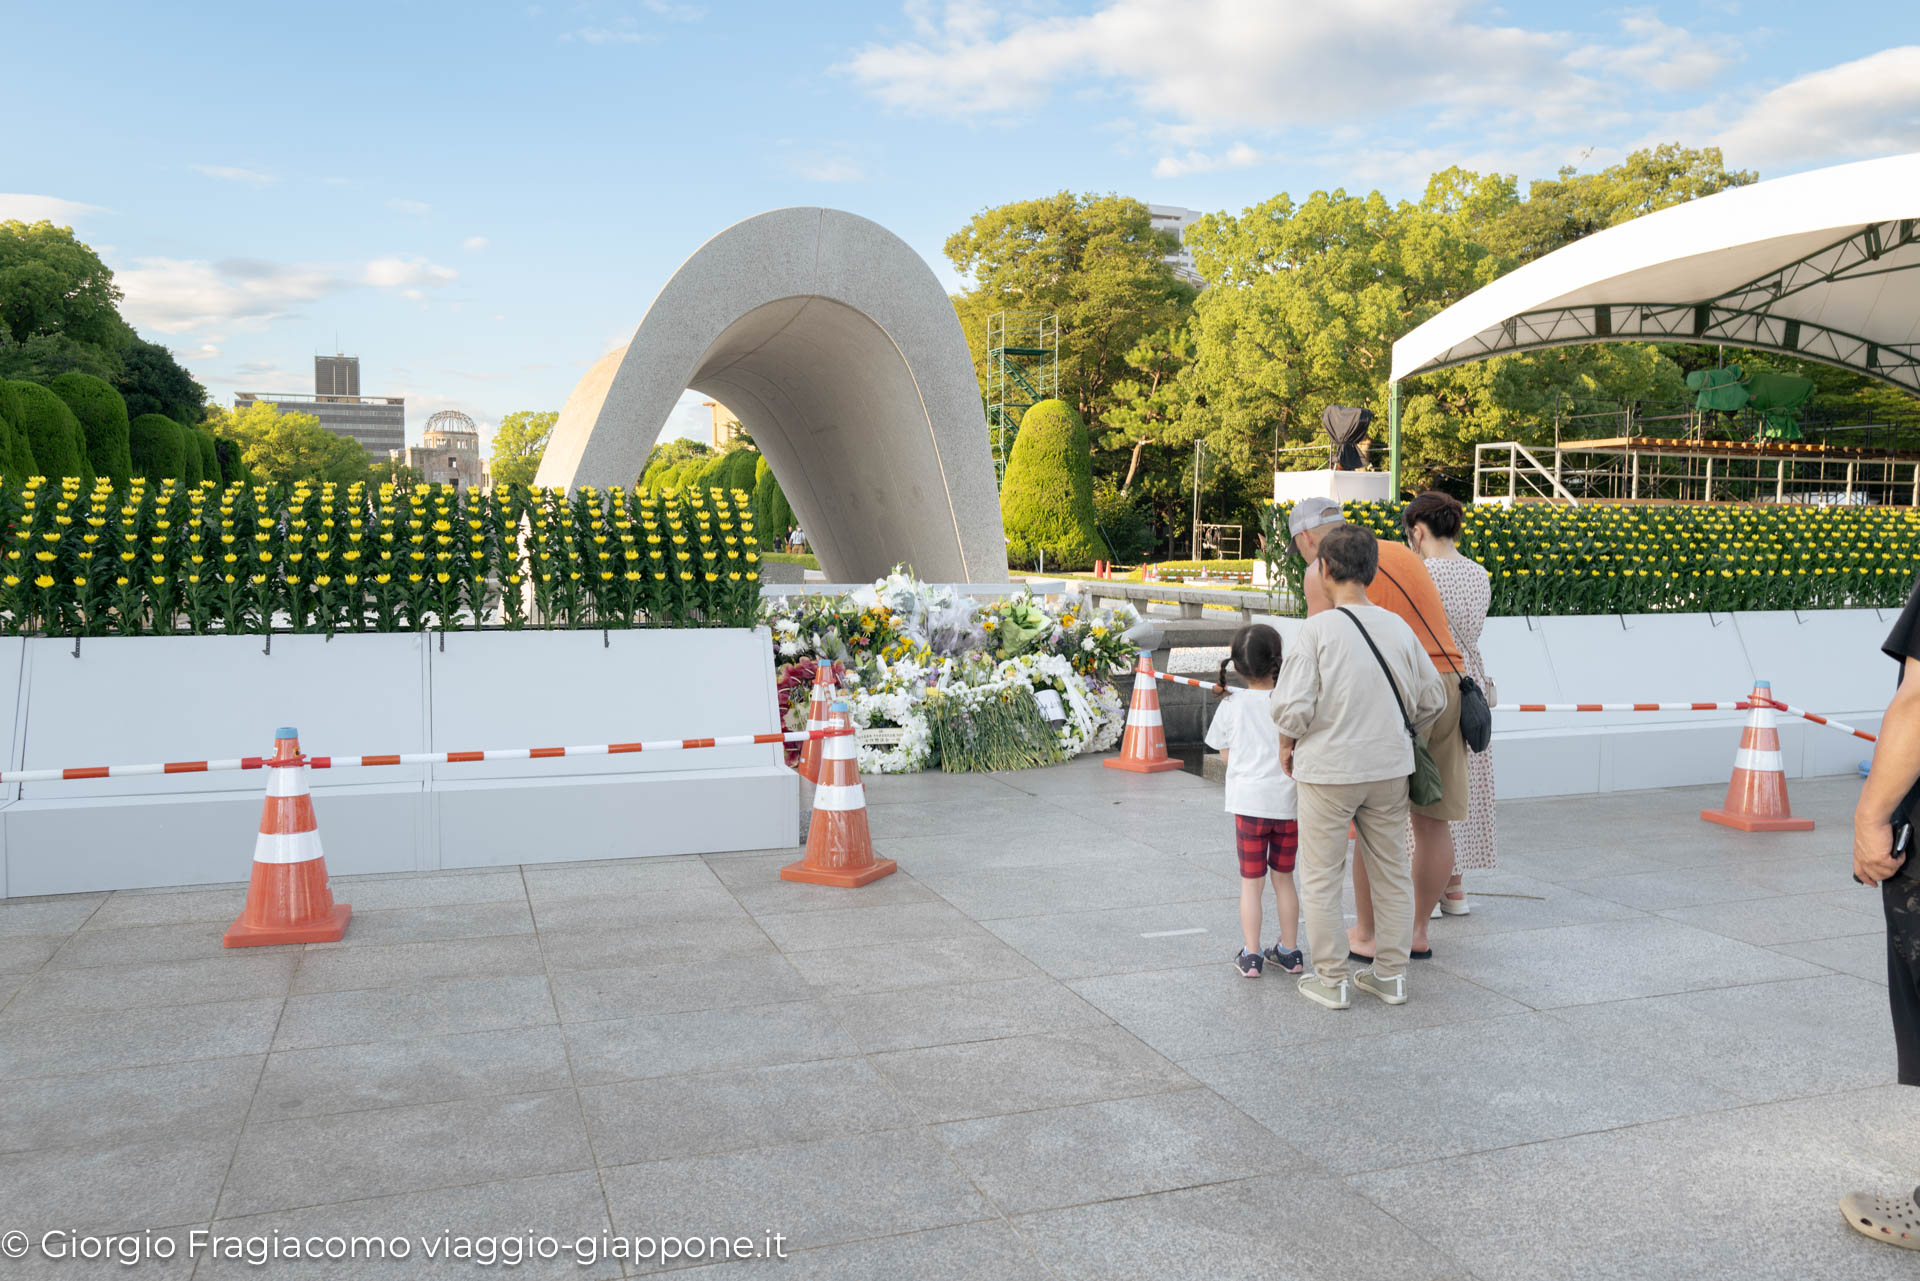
[6,1,1916,449]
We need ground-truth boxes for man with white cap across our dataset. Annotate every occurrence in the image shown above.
[1284,497,1469,960]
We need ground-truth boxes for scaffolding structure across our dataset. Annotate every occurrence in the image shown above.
[1472,391,1920,506]
[985,311,1059,482]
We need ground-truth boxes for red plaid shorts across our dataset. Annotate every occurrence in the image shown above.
[1234,815,1298,878]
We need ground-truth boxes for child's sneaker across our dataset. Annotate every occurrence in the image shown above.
[1263,944,1304,974]
[1234,949,1263,978]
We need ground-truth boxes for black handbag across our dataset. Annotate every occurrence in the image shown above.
[1378,564,1493,753]
[1337,607,1445,807]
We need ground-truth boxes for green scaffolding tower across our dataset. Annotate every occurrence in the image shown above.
[985,311,1059,482]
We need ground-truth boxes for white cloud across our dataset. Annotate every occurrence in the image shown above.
[389,198,432,217]
[462,235,489,251]
[0,193,109,225]
[565,21,655,44]
[642,0,704,19]
[180,343,221,361]
[192,164,277,186]
[1153,141,1264,178]
[115,257,348,335]
[401,288,424,301]
[1712,46,1920,169]
[795,155,865,182]
[363,257,458,288]
[844,2,1744,176]
[1567,13,1732,91]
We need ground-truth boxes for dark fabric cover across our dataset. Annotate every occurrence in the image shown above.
[1322,405,1374,470]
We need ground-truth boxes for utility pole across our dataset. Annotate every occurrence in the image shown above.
[1191,439,1203,560]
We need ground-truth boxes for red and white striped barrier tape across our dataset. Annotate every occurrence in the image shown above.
[1142,666,1227,695]
[1493,702,1752,712]
[0,727,854,784]
[1750,698,1879,744]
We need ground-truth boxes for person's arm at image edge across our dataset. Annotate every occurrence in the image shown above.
[1855,657,1920,886]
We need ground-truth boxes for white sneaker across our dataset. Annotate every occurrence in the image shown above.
[1353,967,1407,1005]
[1297,974,1350,1010]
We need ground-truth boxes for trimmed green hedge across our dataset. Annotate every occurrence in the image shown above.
[1126,559,1255,580]
[1000,399,1105,570]
[48,372,134,486]
[129,413,187,481]
[0,382,39,478]
[4,381,88,481]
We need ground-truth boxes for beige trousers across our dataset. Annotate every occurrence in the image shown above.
[1296,775,1414,984]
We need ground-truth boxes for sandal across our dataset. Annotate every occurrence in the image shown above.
[1438,888,1471,916]
[1349,948,1432,962]
[1840,1188,1920,1250]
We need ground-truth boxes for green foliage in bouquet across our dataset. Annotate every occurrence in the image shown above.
[926,685,1065,772]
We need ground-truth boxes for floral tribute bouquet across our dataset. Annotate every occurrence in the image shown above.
[762,567,1138,774]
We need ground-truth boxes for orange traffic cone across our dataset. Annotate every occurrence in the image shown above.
[1702,681,1814,832]
[782,701,898,887]
[224,727,352,947]
[1105,654,1182,773]
[796,670,837,783]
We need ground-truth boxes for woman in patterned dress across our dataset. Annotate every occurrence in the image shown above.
[1402,492,1497,912]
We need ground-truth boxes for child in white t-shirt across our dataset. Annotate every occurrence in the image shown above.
[1204,623,1302,977]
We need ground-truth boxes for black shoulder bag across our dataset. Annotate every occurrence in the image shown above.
[1337,607,1445,806]
[1377,564,1493,754]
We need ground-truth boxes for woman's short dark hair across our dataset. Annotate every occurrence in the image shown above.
[1402,490,1464,540]
[1218,622,1283,692]
[1318,523,1378,586]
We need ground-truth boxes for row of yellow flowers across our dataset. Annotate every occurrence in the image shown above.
[0,476,761,636]
[1328,500,1920,615]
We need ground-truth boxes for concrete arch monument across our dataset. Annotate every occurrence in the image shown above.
[535,207,1007,582]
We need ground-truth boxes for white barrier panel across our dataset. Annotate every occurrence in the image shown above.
[1245,609,1887,801]
[1,628,794,897]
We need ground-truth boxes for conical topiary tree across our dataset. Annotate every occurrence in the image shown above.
[752,455,792,546]
[189,430,219,489]
[998,398,1106,570]
[0,382,38,479]
[4,381,88,479]
[130,413,189,480]
[49,372,134,487]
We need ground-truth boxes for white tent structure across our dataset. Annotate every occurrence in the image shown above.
[1385,153,1920,489]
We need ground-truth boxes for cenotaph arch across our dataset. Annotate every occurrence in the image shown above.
[534,207,1008,582]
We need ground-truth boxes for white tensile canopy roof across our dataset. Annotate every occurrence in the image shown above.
[1390,152,1920,395]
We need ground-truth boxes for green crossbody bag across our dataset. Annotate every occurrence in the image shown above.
[1337,607,1444,807]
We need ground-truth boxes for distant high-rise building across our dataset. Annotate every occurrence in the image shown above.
[704,400,747,448]
[235,352,404,456]
[315,354,360,397]
[1148,204,1204,288]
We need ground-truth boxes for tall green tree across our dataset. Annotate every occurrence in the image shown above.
[206,401,370,484]
[1422,144,1757,265]
[0,221,129,353]
[115,338,206,424]
[489,409,558,487]
[945,193,1195,432]
[1101,325,1196,492]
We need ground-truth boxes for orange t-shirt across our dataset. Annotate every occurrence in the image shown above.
[1307,538,1462,671]
[1369,541,1462,671]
